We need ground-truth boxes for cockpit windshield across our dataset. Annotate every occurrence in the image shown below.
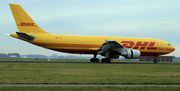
[168,44,171,46]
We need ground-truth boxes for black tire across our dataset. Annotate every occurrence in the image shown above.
[101,58,111,63]
[90,58,99,62]
[154,60,158,63]
[90,58,95,62]
[101,58,106,63]
[95,58,99,62]
[106,58,111,63]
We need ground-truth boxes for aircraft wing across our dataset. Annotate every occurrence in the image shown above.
[97,40,140,59]
[98,40,125,54]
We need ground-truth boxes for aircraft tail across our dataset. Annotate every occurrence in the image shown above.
[9,4,49,34]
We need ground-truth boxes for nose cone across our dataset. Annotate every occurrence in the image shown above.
[172,46,175,52]
[165,46,175,53]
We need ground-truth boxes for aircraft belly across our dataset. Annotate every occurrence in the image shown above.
[50,49,96,54]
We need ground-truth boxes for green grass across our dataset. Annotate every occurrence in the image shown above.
[0,62,180,84]
[0,87,180,91]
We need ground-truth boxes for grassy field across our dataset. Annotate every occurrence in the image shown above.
[0,59,180,84]
[0,87,180,91]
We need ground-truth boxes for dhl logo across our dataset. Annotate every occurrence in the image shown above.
[17,22,37,26]
[121,41,158,50]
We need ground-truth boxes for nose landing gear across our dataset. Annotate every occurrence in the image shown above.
[154,56,158,63]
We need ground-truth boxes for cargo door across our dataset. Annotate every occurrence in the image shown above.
[159,41,164,51]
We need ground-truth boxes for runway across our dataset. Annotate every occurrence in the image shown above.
[0,84,180,87]
[0,61,180,65]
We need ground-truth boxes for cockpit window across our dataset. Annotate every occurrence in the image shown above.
[168,44,171,46]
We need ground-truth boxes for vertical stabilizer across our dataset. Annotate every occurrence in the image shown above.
[9,4,49,34]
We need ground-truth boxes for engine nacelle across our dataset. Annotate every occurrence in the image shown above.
[121,49,140,59]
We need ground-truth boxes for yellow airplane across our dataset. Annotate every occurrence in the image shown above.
[9,4,175,63]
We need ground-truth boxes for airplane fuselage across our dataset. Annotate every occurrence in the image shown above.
[11,33,175,56]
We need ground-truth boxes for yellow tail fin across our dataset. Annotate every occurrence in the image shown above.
[9,4,49,34]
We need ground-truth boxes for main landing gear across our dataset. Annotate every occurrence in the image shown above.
[154,56,158,63]
[90,49,112,63]
[90,58,111,63]
[90,51,99,62]
[90,58,99,62]
[101,58,111,63]
[90,50,111,63]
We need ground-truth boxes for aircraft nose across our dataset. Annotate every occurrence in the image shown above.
[165,46,175,52]
[172,47,175,52]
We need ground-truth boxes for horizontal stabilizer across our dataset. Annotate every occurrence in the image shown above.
[16,32,35,41]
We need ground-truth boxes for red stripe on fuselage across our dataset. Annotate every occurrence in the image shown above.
[33,43,101,48]
[165,47,175,51]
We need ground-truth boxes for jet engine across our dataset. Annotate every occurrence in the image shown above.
[121,49,140,59]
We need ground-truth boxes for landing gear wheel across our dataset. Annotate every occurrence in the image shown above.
[90,58,99,62]
[106,58,111,63]
[95,58,99,62]
[154,56,158,63]
[90,58,94,62]
[154,59,158,63]
[101,58,111,63]
[101,58,106,63]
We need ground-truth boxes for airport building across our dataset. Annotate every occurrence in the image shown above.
[0,53,8,58]
[139,56,172,62]
[8,53,21,58]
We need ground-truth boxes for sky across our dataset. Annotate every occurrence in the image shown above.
[0,0,180,57]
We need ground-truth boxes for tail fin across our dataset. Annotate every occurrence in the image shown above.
[9,4,49,34]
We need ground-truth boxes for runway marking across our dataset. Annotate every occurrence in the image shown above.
[0,84,180,87]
